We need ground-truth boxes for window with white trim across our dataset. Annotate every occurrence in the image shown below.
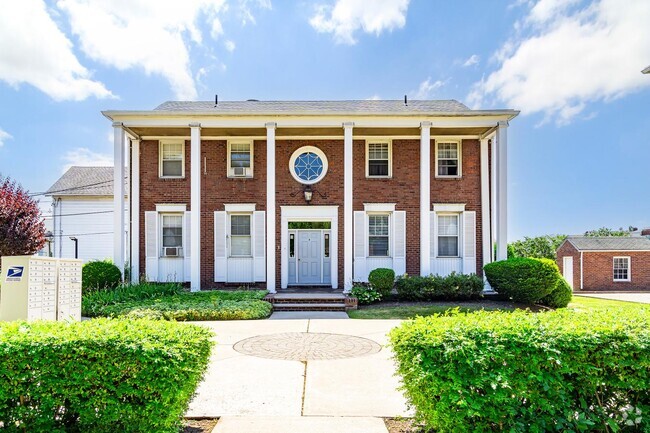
[613,257,630,281]
[230,214,251,256]
[437,214,459,257]
[366,141,391,177]
[436,141,460,177]
[228,141,253,177]
[161,214,183,256]
[368,214,390,257]
[160,141,184,177]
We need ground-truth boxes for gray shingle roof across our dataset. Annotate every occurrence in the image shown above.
[566,236,650,251]
[46,166,119,197]
[154,99,472,114]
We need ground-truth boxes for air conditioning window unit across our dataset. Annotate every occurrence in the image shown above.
[163,247,179,257]
[232,166,249,177]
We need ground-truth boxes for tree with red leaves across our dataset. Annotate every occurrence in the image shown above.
[0,175,46,259]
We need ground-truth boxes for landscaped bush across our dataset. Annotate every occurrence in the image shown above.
[390,308,650,433]
[82,282,183,316]
[82,260,122,292]
[0,318,214,432]
[540,277,573,308]
[368,268,395,297]
[350,284,382,304]
[395,272,483,301]
[484,257,560,304]
[85,289,272,321]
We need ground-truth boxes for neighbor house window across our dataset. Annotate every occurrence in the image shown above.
[368,214,390,257]
[161,214,183,256]
[230,214,251,256]
[367,141,391,177]
[437,214,459,257]
[613,257,630,281]
[160,141,184,177]
[436,141,460,177]
[228,141,253,177]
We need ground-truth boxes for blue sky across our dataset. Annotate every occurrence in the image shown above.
[0,0,648,240]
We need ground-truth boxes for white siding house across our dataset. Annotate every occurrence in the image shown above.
[46,167,127,263]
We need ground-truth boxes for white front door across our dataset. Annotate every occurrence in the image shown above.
[298,230,322,284]
[563,256,574,289]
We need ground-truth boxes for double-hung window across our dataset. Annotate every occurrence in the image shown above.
[230,214,252,256]
[436,141,460,177]
[161,214,183,256]
[613,257,630,281]
[367,141,391,177]
[228,141,253,177]
[368,214,390,257]
[160,141,184,177]
[437,214,459,257]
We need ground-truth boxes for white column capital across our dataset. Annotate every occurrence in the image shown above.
[342,122,354,129]
[420,121,432,129]
[497,120,509,128]
[265,122,277,129]
[112,121,123,128]
[189,122,201,129]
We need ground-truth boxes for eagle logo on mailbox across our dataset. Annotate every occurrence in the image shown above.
[6,266,24,281]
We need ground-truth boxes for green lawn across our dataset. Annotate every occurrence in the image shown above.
[347,295,647,319]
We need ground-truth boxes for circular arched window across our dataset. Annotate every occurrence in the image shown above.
[289,146,328,185]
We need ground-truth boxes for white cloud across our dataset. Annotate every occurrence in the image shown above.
[462,54,480,67]
[0,128,12,147]
[224,40,236,52]
[0,0,113,101]
[62,148,113,173]
[238,0,272,25]
[469,0,650,125]
[310,0,410,45]
[411,78,445,100]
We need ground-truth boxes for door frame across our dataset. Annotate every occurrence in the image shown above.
[291,229,330,285]
[281,206,338,289]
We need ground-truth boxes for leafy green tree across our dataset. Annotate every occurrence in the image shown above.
[507,235,567,260]
[584,227,632,237]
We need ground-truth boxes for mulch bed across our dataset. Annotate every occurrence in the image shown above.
[385,418,429,432]
[182,418,218,433]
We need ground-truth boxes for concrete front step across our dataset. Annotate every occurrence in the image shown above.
[213,416,389,433]
[272,303,347,312]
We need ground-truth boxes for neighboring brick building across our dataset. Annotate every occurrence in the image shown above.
[104,99,518,292]
[557,236,650,291]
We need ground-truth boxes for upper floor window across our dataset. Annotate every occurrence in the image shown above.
[613,257,630,281]
[161,214,183,256]
[366,141,391,177]
[230,214,252,256]
[228,141,253,177]
[160,141,184,178]
[368,214,390,257]
[437,214,459,257]
[436,141,461,177]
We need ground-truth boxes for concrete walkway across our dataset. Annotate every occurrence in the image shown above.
[186,318,409,432]
[575,293,650,304]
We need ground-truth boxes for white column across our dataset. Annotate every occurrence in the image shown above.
[419,121,432,276]
[130,139,140,284]
[495,121,508,261]
[113,122,125,277]
[266,122,277,293]
[480,137,493,290]
[343,122,354,292]
[190,123,201,291]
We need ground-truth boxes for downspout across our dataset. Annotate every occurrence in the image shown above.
[580,251,583,290]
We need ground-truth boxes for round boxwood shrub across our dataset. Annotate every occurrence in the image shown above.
[368,268,395,297]
[82,260,122,292]
[484,257,560,304]
[540,277,573,308]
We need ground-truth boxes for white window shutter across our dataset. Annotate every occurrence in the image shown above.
[253,211,266,282]
[463,211,477,274]
[353,211,367,282]
[393,211,406,276]
[183,211,191,282]
[145,211,158,281]
[214,211,227,282]
[430,211,437,275]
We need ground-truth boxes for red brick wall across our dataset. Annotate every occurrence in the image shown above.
[353,139,421,275]
[582,251,650,291]
[556,241,581,290]
[431,139,484,272]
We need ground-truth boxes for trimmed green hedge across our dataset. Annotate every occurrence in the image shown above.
[84,289,271,321]
[484,257,559,303]
[540,277,573,308]
[0,319,213,432]
[82,260,122,292]
[368,268,395,297]
[390,309,650,432]
[395,272,483,301]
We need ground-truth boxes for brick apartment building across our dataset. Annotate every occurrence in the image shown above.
[104,100,517,292]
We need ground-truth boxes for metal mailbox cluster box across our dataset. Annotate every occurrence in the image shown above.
[0,256,82,322]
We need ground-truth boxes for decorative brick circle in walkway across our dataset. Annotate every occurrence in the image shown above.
[233,332,382,361]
